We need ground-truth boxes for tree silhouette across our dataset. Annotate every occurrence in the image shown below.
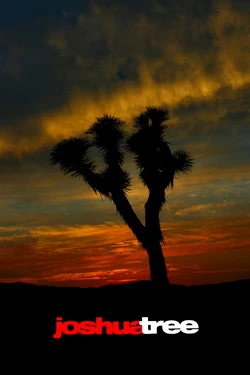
[50,106,193,286]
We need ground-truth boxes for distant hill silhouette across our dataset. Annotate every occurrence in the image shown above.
[1,279,250,349]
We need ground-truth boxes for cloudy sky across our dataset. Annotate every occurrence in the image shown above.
[0,0,250,287]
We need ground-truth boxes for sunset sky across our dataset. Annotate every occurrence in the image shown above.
[0,0,250,287]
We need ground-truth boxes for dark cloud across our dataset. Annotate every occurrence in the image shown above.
[0,0,220,128]
[0,0,249,149]
[0,0,89,27]
[116,57,140,81]
[0,1,90,128]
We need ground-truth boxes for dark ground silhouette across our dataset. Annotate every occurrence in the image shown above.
[1,279,250,350]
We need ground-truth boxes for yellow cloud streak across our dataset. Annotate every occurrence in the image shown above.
[1,59,247,159]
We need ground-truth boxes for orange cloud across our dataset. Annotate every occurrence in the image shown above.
[1,217,249,287]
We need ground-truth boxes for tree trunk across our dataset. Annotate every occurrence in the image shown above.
[145,240,169,285]
[111,189,169,286]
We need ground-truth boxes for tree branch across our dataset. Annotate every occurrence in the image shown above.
[111,189,146,246]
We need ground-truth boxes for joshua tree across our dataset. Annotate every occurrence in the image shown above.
[50,106,193,286]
